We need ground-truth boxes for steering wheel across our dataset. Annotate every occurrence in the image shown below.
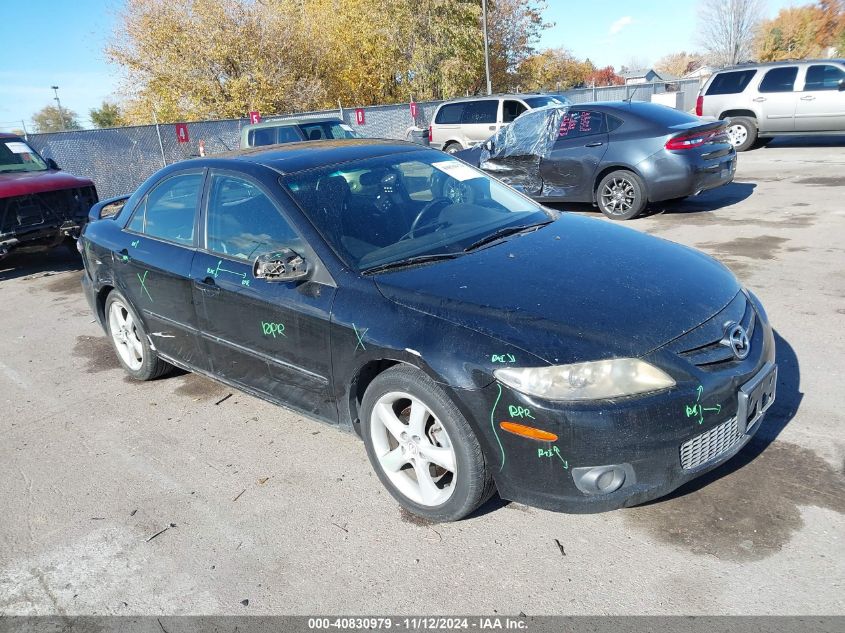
[400,197,452,240]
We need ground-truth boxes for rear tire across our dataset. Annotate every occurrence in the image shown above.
[596,170,647,220]
[360,365,494,522]
[725,116,758,151]
[752,137,773,149]
[443,142,463,155]
[105,290,171,381]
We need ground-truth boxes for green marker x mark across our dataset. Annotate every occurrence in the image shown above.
[138,270,153,302]
[352,323,368,351]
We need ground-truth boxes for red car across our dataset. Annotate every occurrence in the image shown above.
[0,134,97,260]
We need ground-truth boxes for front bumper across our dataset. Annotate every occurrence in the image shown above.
[454,316,776,513]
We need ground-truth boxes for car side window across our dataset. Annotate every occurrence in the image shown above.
[558,111,605,139]
[759,67,798,93]
[250,128,277,146]
[127,172,202,245]
[804,64,845,91]
[606,115,624,132]
[706,70,757,95]
[277,126,301,143]
[206,174,299,261]
[435,103,463,124]
[503,100,528,123]
[461,100,498,124]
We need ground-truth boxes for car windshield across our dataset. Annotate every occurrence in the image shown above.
[523,96,566,108]
[299,121,362,141]
[283,150,553,272]
[0,139,48,173]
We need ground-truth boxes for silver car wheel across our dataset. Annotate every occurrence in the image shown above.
[600,177,636,215]
[726,124,748,147]
[108,300,144,371]
[369,391,457,507]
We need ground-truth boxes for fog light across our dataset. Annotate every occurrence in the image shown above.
[571,463,635,496]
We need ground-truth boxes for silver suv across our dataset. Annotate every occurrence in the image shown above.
[429,93,568,154]
[697,59,845,151]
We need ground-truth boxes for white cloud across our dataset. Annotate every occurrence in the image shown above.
[609,16,634,36]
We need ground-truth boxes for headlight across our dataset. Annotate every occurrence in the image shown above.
[493,359,675,401]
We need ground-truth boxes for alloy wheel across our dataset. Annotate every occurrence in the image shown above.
[369,391,457,507]
[726,124,748,147]
[108,300,144,371]
[600,177,636,215]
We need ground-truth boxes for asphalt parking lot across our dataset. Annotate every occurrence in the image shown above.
[1,137,843,616]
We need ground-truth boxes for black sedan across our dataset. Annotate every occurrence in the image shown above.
[455,102,737,220]
[80,140,775,521]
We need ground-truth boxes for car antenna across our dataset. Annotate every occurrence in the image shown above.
[624,84,640,104]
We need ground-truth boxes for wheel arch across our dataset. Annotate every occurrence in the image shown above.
[96,284,115,325]
[347,359,406,437]
[719,109,758,122]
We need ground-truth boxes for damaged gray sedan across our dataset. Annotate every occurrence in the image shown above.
[455,102,737,220]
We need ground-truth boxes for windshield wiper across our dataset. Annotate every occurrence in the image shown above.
[361,253,462,275]
[463,220,552,253]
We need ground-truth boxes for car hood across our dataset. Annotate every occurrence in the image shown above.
[0,170,94,199]
[374,214,740,364]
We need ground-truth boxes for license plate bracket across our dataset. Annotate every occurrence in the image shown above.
[737,363,777,434]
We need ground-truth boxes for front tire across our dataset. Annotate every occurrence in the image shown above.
[360,365,494,522]
[443,142,463,155]
[105,290,171,381]
[596,170,647,220]
[725,116,758,151]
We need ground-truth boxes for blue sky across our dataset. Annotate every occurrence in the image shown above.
[0,0,805,131]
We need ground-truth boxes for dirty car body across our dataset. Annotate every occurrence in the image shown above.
[456,102,737,210]
[79,139,775,517]
[0,134,97,259]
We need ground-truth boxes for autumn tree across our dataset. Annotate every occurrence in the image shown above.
[584,66,624,87]
[697,0,765,66]
[31,105,82,133]
[516,48,593,91]
[756,5,826,60]
[485,0,550,91]
[90,101,126,128]
[655,51,706,77]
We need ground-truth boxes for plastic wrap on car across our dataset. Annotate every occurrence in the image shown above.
[479,105,569,164]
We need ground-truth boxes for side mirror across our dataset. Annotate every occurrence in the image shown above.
[484,139,495,152]
[89,194,130,222]
[253,248,310,282]
[839,78,845,92]
[46,158,60,170]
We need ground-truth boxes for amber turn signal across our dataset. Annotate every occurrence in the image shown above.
[499,421,558,442]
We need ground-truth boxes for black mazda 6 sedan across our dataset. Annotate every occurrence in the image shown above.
[456,102,737,220]
[80,139,776,521]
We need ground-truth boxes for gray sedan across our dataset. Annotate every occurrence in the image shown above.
[455,102,737,220]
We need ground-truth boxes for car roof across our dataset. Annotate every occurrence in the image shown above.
[0,133,23,140]
[715,59,845,72]
[205,138,430,174]
[242,117,344,131]
[437,93,562,105]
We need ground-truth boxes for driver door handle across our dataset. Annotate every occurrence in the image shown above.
[585,141,603,147]
[488,125,497,130]
[752,97,767,102]
[194,277,221,297]
[800,95,816,101]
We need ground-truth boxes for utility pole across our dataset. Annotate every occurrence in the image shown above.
[482,0,492,95]
[51,85,66,131]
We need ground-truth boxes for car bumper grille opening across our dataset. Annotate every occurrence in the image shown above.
[680,416,743,471]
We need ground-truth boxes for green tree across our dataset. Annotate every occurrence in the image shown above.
[31,104,82,133]
[89,101,126,128]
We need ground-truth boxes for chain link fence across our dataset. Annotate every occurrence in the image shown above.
[24,80,702,199]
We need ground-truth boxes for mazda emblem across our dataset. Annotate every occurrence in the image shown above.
[724,323,750,360]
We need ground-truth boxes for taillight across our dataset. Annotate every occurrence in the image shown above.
[428,125,433,143]
[695,95,703,117]
[665,128,725,150]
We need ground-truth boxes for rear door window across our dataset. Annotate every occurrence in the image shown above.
[249,127,277,146]
[706,70,757,95]
[277,126,302,143]
[804,64,845,91]
[759,67,798,93]
[435,103,464,124]
[558,111,606,139]
[503,100,528,123]
[461,100,498,124]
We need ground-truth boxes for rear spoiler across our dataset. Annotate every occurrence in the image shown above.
[665,121,728,150]
[89,194,131,222]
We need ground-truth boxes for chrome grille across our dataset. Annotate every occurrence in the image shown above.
[672,293,757,370]
[680,416,743,470]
